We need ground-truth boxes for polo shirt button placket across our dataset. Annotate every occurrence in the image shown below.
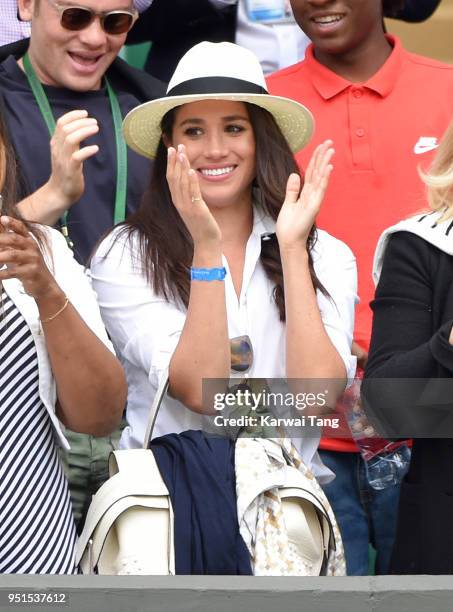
[348,84,371,168]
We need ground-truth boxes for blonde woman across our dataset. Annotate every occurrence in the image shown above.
[365,119,453,574]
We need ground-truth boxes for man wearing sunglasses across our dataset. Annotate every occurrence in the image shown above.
[0,0,164,264]
[0,0,165,531]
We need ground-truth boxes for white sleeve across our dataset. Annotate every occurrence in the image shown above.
[90,229,186,387]
[45,228,114,352]
[312,231,358,382]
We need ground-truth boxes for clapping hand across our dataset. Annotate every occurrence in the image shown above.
[0,216,59,301]
[166,144,222,247]
[276,140,334,250]
[48,109,100,208]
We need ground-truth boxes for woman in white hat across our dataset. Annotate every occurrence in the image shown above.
[90,41,357,479]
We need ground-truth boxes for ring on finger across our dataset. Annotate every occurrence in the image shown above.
[191,196,202,203]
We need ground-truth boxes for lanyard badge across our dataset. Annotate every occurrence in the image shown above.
[244,0,295,24]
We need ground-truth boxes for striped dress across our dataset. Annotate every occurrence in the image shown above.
[0,289,77,574]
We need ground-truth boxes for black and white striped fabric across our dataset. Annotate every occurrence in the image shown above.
[0,289,77,574]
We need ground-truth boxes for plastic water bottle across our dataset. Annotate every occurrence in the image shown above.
[342,373,411,490]
[362,444,411,490]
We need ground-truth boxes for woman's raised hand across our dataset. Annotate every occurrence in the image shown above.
[166,145,221,246]
[47,109,100,208]
[276,140,334,251]
[0,216,60,301]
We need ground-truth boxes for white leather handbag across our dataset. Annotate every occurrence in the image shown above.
[279,478,333,575]
[76,372,338,575]
[76,371,174,575]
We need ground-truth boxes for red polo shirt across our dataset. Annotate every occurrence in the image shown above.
[268,36,453,349]
[268,36,453,451]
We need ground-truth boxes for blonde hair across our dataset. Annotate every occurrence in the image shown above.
[420,118,453,222]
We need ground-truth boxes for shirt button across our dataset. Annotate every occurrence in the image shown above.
[352,88,363,99]
[356,128,365,137]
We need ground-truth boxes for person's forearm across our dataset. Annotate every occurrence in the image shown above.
[36,286,126,435]
[281,245,346,393]
[169,242,230,412]
[16,181,70,225]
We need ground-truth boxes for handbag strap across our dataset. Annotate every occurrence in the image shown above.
[142,369,170,449]
[76,449,171,566]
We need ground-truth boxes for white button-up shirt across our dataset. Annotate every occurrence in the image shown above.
[3,227,114,449]
[91,210,357,482]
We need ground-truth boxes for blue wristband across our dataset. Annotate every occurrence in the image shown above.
[190,266,227,281]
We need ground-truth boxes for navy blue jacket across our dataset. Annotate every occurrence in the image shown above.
[151,430,252,575]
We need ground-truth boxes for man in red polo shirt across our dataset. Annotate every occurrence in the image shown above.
[268,0,453,575]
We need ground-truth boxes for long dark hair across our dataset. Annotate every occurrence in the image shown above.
[122,102,327,322]
[0,107,20,214]
[0,105,43,243]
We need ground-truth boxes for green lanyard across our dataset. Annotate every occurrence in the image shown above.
[22,53,128,246]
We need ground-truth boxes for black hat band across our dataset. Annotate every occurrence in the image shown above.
[167,76,268,97]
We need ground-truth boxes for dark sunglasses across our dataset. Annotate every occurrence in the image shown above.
[230,335,253,374]
[47,0,138,35]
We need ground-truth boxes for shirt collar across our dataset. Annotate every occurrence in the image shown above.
[252,204,276,238]
[306,35,403,100]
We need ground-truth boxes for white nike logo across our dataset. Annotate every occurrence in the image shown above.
[414,137,438,155]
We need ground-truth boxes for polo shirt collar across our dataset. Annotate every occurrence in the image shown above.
[306,35,403,100]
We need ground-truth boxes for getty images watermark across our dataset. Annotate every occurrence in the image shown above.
[201,379,346,437]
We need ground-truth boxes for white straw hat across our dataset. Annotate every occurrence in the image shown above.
[123,41,314,159]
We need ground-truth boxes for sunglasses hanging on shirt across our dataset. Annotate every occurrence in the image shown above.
[230,335,254,374]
